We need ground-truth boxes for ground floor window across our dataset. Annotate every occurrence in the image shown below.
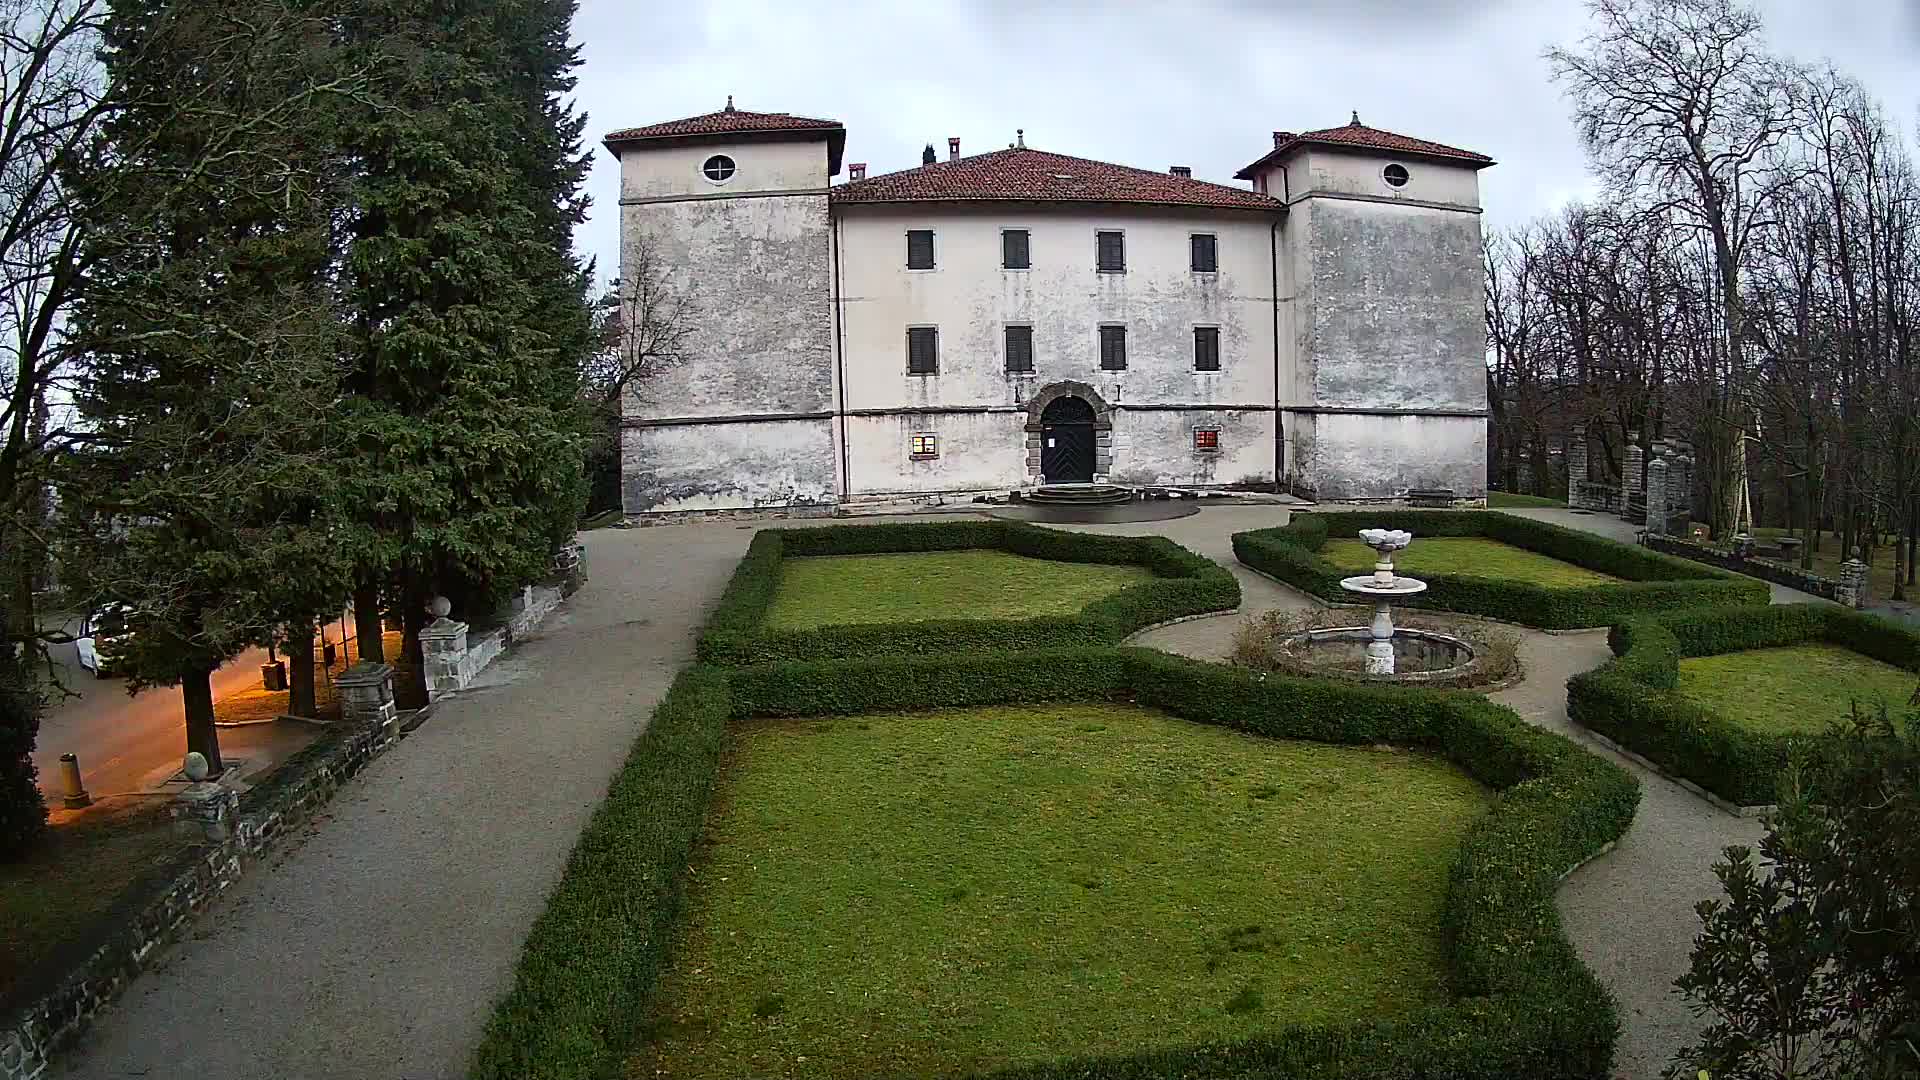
[1194,428,1220,452]
[910,433,939,458]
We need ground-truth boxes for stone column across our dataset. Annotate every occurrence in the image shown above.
[1838,557,1871,609]
[1645,457,1669,537]
[1625,434,1645,502]
[1567,425,1589,509]
[418,616,470,701]
[175,781,238,842]
[335,662,398,738]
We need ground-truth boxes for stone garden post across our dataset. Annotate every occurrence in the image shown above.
[335,662,399,743]
[1645,457,1669,537]
[1567,425,1589,509]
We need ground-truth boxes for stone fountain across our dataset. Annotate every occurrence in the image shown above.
[1338,528,1429,675]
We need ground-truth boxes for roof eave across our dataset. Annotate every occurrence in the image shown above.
[828,193,1284,213]
[602,125,848,175]
[1234,140,1494,179]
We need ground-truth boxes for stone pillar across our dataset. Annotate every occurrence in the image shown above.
[418,617,470,701]
[1645,457,1669,537]
[1567,425,1589,509]
[175,781,238,842]
[1838,557,1870,609]
[335,662,398,737]
[1625,435,1645,502]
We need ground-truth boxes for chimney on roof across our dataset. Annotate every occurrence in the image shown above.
[948,137,960,161]
[1169,165,1191,178]
[922,143,936,166]
[1016,128,1025,148]
[1350,110,1362,127]
[849,162,866,181]
[1273,130,1294,149]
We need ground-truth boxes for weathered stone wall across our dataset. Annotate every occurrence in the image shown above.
[1291,195,1487,499]
[1293,412,1485,499]
[618,163,836,512]
[2,711,401,1080]
[1107,408,1274,488]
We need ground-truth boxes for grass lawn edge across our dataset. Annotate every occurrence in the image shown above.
[471,646,1639,1080]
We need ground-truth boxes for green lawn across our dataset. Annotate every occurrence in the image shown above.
[635,703,1489,1079]
[762,549,1153,630]
[1,797,188,1002]
[1319,537,1620,589]
[1678,643,1920,736]
[1487,492,1564,509]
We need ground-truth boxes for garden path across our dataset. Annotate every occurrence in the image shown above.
[1121,507,1762,1080]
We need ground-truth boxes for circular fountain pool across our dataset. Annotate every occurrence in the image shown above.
[1278,626,1479,683]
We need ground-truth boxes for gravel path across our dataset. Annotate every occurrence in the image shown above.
[57,523,763,1080]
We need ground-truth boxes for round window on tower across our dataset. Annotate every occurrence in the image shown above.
[702,154,736,183]
[1382,163,1410,188]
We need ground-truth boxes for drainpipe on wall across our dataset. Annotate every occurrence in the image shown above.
[832,214,851,501]
[1270,214,1281,489]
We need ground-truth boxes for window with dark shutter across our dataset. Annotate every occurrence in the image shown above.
[1190,234,1218,273]
[907,327,938,374]
[1005,325,1034,373]
[1194,429,1220,451]
[1099,325,1127,370]
[1002,230,1030,270]
[1194,327,1221,371]
[1096,231,1125,272]
[906,230,935,269]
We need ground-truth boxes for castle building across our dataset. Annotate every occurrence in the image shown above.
[604,101,1492,515]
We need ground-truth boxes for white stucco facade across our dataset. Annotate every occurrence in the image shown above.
[609,110,1492,513]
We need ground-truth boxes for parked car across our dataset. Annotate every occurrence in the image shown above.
[75,603,136,678]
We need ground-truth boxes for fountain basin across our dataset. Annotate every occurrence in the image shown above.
[1279,627,1478,683]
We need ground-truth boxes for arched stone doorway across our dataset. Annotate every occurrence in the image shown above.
[1040,397,1096,483]
[1025,382,1113,484]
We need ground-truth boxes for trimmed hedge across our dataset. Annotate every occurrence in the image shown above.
[1568,603,1920,807]
[697,519,1241,665]
[477,646,1640,1080]
[1232,509,1769,629]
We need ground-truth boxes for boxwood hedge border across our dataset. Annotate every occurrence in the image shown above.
[696,519,1241,665]
[1567,603,1920,808]
[1231,509,1768,629]
[473,644,1641,1080]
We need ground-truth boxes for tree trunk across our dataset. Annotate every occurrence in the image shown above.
[287,620,317,718]
[352,578,384,664]
[181,666,223,776]
[397,572,429,711]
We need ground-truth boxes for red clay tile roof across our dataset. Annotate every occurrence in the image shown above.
[1235,117,1493,179]
[603,105,843,144]
[831,147,1279,211]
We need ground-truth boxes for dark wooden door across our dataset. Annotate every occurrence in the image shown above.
[1039,396,1097,483]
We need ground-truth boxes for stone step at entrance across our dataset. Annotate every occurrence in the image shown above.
[1018,483,1135,506]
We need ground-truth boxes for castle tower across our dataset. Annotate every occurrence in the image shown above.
[1236,114,1492,500]
[602,100,845,513]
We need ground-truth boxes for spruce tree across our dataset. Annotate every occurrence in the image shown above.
[336,0,591,702]
[60,0,354,772]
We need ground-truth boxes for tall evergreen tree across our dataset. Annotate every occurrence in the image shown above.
[60,0,354,773]
[335,0,591,702]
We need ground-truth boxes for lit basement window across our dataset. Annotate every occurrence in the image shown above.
[910,433,939,458]
[1194,429,1220,452]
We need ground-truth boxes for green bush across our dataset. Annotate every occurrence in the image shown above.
[697,519,1240,665]
[1233,510,1768,629]
[481,645,1640,1080]
[1568,604,1920,807]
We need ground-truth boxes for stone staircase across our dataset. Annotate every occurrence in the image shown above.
[1017,483,1135,507]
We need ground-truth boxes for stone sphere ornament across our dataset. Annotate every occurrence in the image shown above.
[428,595,452,619]
[182,751,209,782]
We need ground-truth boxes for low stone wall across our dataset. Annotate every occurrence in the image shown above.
[424,580,569,701]
[1,709,401,1080]
[1642,533,1863,606]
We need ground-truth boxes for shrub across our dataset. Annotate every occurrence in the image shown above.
[480,644,1640,1080]
[1233,510,1768,629]
[1567,604,1920,807]
[697,519,1240,665]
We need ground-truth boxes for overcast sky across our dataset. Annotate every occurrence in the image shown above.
[568,0,1920,284]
